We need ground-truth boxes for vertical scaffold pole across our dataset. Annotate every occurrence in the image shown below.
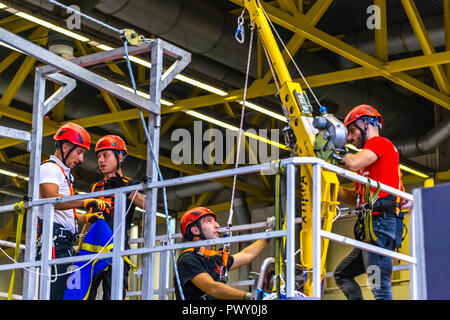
[312,164,322,299]
[142,39,163,300]
[285,163,296,298]
[23,71,46,300]
[39,203,54,300]
[111,192,126,300]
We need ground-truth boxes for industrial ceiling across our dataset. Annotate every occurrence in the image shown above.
[0,0,449,223]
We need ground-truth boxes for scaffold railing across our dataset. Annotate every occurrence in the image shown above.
[0,156,419,300]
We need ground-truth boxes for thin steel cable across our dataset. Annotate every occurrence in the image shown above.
[123,40,185,300]
[259,3,322,108]
[46,0,124,35]
[0,186,140,282]
[227,24,255,235]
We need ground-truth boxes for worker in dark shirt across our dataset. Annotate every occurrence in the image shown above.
[176,207,274,300]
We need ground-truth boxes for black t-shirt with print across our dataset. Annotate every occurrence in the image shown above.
[175,249,234,300]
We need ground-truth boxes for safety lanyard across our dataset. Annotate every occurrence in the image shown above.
[182,247,229,281]
[42,159,77,222]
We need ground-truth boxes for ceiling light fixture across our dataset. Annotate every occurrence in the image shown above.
[346,144,430,179]
[185,110,289,150]
[239,101,288,123]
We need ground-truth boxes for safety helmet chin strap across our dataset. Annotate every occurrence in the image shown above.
[352,121,370,148]
[191,221,207,240]
[58,141,77,167]
[351,116,379,148]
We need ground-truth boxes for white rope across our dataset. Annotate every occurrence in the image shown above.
[0,184,141,281]
[227,23,255,235]
[259,4,322,108]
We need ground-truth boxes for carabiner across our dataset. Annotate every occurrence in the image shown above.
[235,9,245,44]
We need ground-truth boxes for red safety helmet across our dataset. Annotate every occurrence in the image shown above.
[54,122,91,150]
[95,135,128,155]
[343,104,383,128]
[180,207,216,241]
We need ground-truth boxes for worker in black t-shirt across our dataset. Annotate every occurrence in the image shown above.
[176,207,274,300]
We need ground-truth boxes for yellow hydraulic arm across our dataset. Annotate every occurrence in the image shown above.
[243,0,340,296]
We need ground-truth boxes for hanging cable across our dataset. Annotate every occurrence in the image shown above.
[46,0,124,35]
[0,187,140,285]
[259,4,322,108]
[225,22,255,239]
[123,40,185,300]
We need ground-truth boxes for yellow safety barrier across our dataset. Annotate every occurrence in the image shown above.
[8,201,26,300]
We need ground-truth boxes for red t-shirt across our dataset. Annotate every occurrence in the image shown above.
[356,136,401,199]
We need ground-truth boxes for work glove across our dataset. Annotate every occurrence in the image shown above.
[264,216,276,243]
[85,211,102,223]
[83,198,111,214]
[265,216,276,232]
[104,172,129,189]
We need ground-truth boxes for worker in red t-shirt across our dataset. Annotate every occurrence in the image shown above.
[334,104,404,300]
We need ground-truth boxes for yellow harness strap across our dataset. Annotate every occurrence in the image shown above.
[8,201,26,300]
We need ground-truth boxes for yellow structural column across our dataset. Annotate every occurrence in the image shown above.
[424,177,435,188]
[244,0,339,297]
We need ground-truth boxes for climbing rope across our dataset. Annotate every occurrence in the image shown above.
[0,187,140,287]
[259,4,322,108]
[222,21,256,279]
[123,40,185,300]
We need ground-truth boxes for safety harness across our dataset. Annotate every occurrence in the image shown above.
[40,159,78,229]
[181,247,230,282]
[354,178,381,243]
[88,177,137,271]
[355,174,407,246]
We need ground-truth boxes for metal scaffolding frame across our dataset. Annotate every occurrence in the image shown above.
[0,155,421,300]
[0,25,191,300]
[0,25,423,300]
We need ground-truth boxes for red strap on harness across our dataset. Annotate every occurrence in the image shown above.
[41,159,77,221]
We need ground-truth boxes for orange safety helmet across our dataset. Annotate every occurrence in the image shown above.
[180,207,216,241]
[343,104,383,128]
[95,135,128,155]
[54,122,91,150]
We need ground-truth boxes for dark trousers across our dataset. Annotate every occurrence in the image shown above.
[50,240,75,300]
[36,220,75,300]
[87,262,130,300]
[333,215,397,300]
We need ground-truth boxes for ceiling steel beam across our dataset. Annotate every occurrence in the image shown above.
[229,0,450,110]
[374,0,388,62]
[401,0,450,94]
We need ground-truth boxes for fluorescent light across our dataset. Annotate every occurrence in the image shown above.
[0,169,18,177]
[15,12,89,42]
[135,206,167,219]
[175,74,228,96]
[15,12,55,29]
[118,84,174,106]
[400,164,429,179]
[0,169,29,181]
[184,110,289,150]
[52,26,89,42]
[95,44,226,97]
[244,131,289,150]
[0,41,24,53]
[129,56,152,69]
[0,3,8,9]
[239,101,288,123]
[345,144,429,179]
[96,44,114,51]
[185,110,239,132]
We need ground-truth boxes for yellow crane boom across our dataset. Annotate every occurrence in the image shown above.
[243,0,342,296]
